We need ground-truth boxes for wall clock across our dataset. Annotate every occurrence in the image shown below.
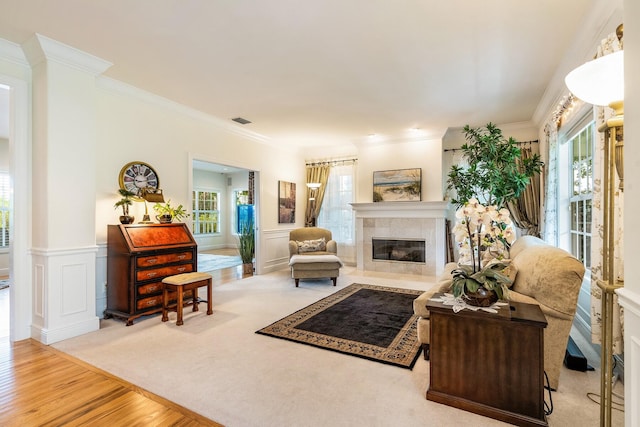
[118,161,160,198]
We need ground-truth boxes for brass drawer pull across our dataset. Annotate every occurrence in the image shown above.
[145,258,158,265]
[146,272,158,278]
[177,267,186,272]
[178,254,186,260]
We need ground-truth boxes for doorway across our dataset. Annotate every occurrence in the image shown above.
[191,158,260,275]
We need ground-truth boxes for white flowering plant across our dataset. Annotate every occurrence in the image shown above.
[450,198,516,299]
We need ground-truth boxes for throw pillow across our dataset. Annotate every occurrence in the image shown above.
[297,237,327,253]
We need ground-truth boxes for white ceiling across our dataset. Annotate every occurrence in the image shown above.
[0,1,596,147]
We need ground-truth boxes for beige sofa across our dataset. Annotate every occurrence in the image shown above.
[413,235,585,390]
[288,227,343,287]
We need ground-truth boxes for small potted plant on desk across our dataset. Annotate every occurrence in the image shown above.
[114,188,137,224]
[238,219,255,275]
[153,200,189,223]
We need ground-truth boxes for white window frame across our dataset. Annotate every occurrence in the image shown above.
[192,189,221,235]
[317,163,355,245]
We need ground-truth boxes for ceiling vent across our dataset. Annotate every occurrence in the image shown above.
[232,117,252,125]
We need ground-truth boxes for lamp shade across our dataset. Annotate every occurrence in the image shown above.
[565,50,624,106]
[306,182,321,189]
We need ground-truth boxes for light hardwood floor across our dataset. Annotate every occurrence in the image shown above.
[0,338,224,426]
[0,258,248,426]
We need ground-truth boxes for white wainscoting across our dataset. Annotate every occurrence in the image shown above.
[616,287,640,426]
[31,246,100,344]
[260,228,295,274]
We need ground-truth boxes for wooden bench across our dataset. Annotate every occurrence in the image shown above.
[161,272,213,325]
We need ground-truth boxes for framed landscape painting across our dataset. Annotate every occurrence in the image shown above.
[373,168,422,202]
[278,180,296,223]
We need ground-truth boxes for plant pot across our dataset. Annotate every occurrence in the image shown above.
[119,215,135,224]
[463,288,498,307]
[242,263,253,275]
[156,214,173,224]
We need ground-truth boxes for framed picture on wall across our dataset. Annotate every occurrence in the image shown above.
[278,180,296,223]
[373,168,422,202]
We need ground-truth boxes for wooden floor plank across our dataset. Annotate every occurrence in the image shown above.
[0,338,223,427]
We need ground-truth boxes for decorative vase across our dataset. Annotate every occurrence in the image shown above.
[242,263,253,275]
[119,215,135,224]
[463,287,498,307]
[156,214,173,224]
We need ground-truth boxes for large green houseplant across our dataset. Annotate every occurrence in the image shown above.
[446,123,542,305]
[447,122,543,209]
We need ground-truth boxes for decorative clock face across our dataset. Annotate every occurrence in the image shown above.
[118,161,160,197]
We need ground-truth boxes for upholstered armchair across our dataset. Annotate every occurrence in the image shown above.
[288,227,343,287]
[413,235,585,390]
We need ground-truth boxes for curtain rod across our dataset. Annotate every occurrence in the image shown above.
[443,139,539,153]
[306,157,358,167]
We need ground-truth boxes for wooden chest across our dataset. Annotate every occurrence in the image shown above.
[105,223,198,325]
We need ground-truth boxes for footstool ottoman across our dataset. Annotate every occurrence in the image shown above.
[161,272,213,325]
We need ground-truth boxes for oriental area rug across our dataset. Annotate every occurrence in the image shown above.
[256,283,423,369]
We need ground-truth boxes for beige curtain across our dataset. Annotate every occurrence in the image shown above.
[305,165,330,227]
[590,31,624,354]
[507,147,541,237]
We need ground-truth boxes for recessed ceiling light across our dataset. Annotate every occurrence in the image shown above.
[232,117,252,125]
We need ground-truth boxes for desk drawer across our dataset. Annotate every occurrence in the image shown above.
[136,264,193,281]
[137,251,193,267]
[136,291,193,311]
[138,281,163,295]
[137,294,164,310]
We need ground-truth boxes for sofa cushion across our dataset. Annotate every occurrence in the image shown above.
[297,238,326,253]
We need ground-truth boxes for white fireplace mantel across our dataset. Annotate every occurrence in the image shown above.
[350,201,450,277]
[350,201,449,218]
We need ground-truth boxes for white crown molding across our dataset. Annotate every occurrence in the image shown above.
[0,38,29,67]
[21,33,112,75]
[96,75,273,146]
[533,0,623,126]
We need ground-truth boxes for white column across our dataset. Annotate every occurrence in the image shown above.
[23,34,112,343]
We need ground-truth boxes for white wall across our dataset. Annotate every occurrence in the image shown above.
[355,138,443,202]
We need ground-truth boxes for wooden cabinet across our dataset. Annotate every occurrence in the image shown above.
[426,295,548,427]
[105,223,198,325]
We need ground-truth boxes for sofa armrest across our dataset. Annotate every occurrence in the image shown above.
[326,239,337,254]
[507,291,574,321]
[413,281,453,318]
[288,240,299,258]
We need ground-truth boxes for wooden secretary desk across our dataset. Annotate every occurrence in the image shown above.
[105,223,198,325]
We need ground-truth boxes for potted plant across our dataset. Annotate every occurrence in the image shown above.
[114,188,137,224]
[153,200,189,223]
[447,122,544,209]
[449,198,516,306]
[445,123,542,305]
[237,219,255,275]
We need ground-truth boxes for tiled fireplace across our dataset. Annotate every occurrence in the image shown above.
[350,201,449,277]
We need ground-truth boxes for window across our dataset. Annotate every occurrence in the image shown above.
[317,163,355,244]
[568,120,595,268]
[0,172,9,248]
[192,190,220,235]
[234,190,253,234]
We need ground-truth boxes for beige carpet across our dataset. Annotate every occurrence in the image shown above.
[53,267,624,427]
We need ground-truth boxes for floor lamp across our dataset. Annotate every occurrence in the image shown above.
[565,39,624,427]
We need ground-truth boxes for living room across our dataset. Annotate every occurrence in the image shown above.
[0,1,639,426]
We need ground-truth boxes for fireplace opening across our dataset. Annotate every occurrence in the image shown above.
[372,238,425,263]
